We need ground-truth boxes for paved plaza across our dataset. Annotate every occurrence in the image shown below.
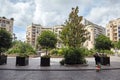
[1,70,120,80]
[0,56,120,80]
[0,56,120,70]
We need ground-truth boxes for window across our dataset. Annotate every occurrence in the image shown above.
[1,23,6,27]
[118,27,120,29]
[2,20,5,23]
[6,21,10,24]
[1,28,6,30]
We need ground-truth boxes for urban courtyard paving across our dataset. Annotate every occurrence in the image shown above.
[1,70,120,80]
[0,56,120,80]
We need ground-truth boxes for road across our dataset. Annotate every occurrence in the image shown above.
[0,70,120,80]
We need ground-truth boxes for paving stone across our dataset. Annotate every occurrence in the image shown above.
[0,70,120,80]
[0,56,120,80]
[0,56,120,70]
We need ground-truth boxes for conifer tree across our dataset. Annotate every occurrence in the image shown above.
[61,6,87,48]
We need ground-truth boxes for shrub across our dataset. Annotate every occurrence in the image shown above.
[60,59,65,65]
[78,48,97,57]
[87,49,97,57]
[50,49,58,55]
[64,47,86,65]
[50,48,66,56]
[57,48,65,56]
[7,41,36,57]
[79,47,89,56]
[103,50,114,55]
[41,55,50,58]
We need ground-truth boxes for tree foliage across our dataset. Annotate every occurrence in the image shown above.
[64,47,86,64]
[95,34,112,51]
[7,41,36,57]
[113,40,120,49]
[37,30,57,55]
[59,7,87,64]
[60,6,87,48]
[0,29,12,54]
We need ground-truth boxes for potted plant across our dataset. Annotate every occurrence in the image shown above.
[7,41,36,66]
[37,30,57,66]
[0,29,12,65]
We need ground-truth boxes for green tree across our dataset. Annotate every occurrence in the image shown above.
[60,6,87,48]
[37,30,57,55]
[95,34,112,51]
[0,29,12,55]
[112,40,120,50]
[7,41,36,57]
[59,7,87,65]
[115,41,120,49]
[112,41,117,49]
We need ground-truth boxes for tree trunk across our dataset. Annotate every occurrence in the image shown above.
[46,48,47,55]
[0,51,1,56]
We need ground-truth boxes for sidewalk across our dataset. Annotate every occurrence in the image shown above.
[0,56,120,71]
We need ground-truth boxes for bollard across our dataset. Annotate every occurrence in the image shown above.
[96,64,101,72]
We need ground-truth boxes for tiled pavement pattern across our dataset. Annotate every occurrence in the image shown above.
[0,56,120,80]
[0,56,120,70]
[0,70,120,80]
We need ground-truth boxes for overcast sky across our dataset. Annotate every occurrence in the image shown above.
[0,0,120,41]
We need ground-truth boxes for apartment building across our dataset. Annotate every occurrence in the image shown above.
[106,18,120,42]
[52,19,105,49]
[41,27,53,32]
[0,17,14,34]
[26,18,105,49]
[0,17,16,40]
[53,25,63,48]
[26,23,42,47]
[83,19,106,49]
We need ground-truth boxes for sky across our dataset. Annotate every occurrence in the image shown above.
[0,0,120,41]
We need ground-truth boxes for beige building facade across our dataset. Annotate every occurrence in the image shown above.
[106,18,120,42]
[0,17,14,34]
[52,19,105,49]
[53,25,63,48]
[26,23,53,48]
[26,24,62,48]
[26,18,105,49]
[41,27,53,32]
[26,24,42,47]
[0,17,16,40]
[83,19,106,49]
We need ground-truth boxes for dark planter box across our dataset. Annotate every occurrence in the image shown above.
[16,56,29,66]
[101,57,110,65]
[40,57,50,66]
[0,55,7,65]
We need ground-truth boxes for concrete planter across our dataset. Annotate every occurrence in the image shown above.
[101,57,110,65]
[0,55,7,65]
[40,57,50,66]
[16,56,29,66]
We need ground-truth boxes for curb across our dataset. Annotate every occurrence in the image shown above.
[0,68,120,71]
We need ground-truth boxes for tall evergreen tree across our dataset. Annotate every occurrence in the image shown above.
[61,6,87,48]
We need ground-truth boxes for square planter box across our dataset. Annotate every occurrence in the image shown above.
[40,57,50,66]
[0,55,7,65]
[101,57,110,65]
[16,56,29,66]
